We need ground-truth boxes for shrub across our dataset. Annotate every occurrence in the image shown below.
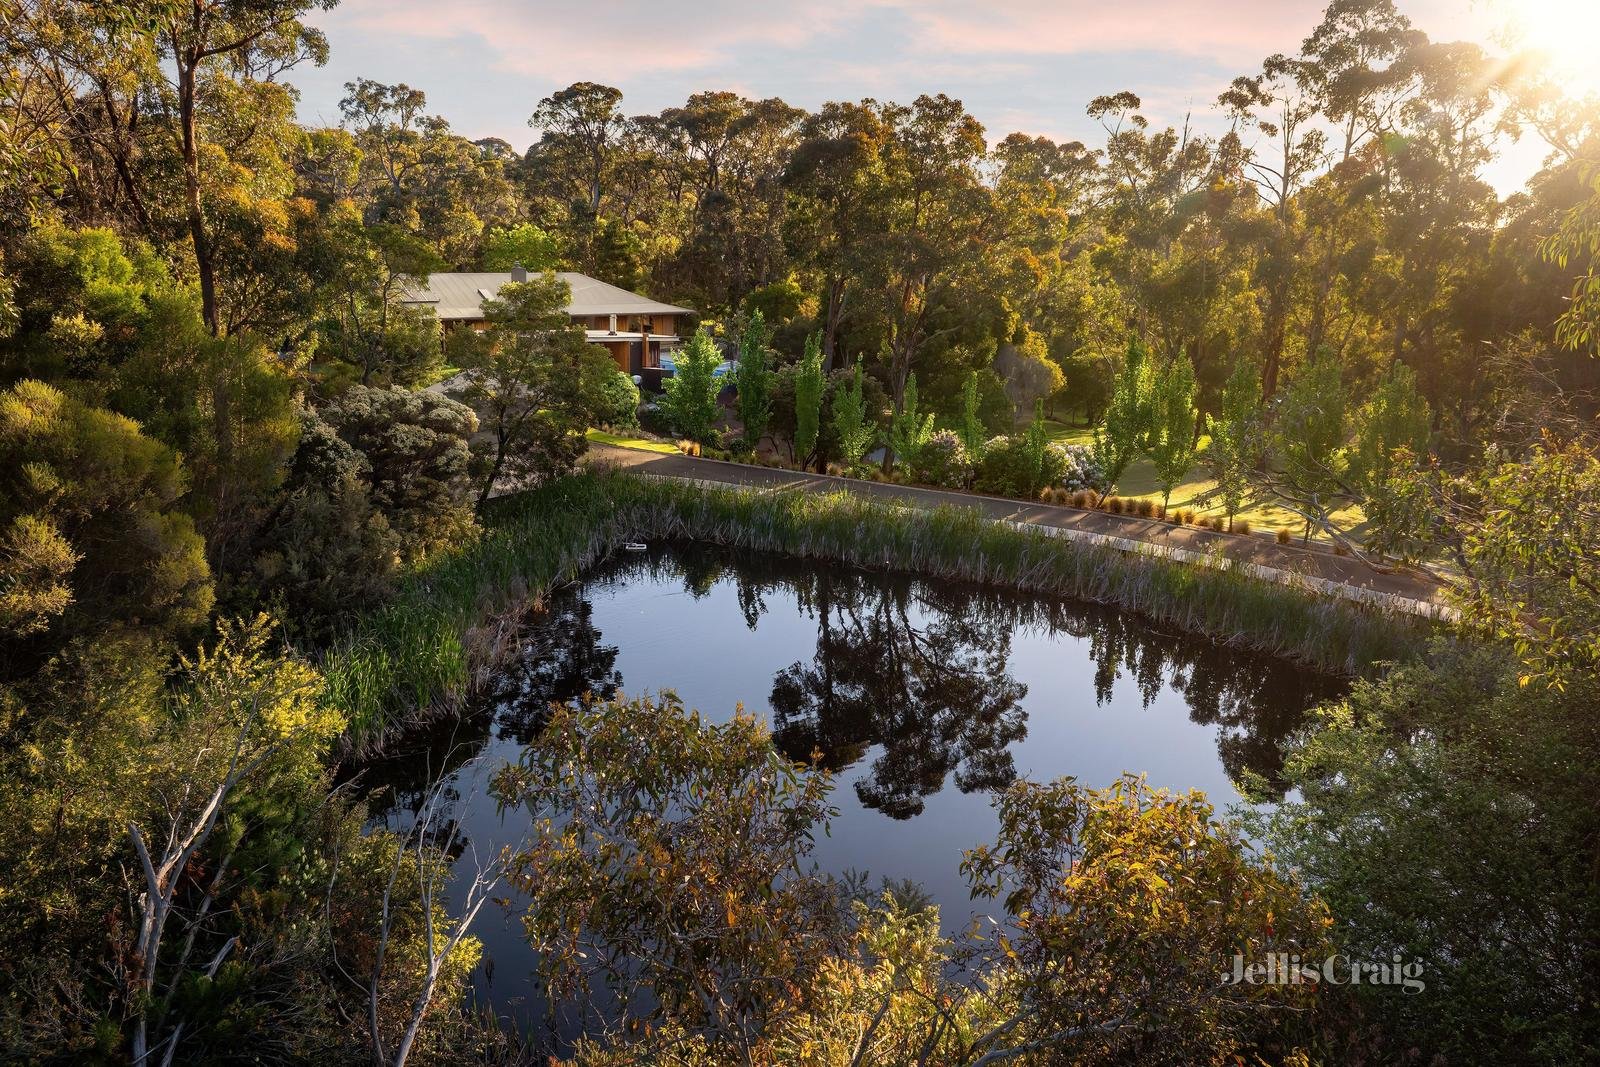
[1133,498,1157,519]
[677,439,701,457]
[975,435,1040,497]
[1236,518,1253,535]
[1276,527,1292,545]
[597,370,641,430]
[1050,442,1108,493]
[911,430,973,489]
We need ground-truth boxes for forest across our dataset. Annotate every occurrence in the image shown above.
[1,0,1598,1062]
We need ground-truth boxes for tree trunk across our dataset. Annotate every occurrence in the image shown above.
[177,57,219,338]
[821,277,846,373]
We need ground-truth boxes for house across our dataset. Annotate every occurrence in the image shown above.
[402,266,692,385]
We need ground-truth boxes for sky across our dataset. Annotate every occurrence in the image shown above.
[289,0,1555,194]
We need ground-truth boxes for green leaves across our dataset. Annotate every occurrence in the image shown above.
[828,363,876,471]
[661,327,725,445]
[793,332,826,467]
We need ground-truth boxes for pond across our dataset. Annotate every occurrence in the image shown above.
[351,541,1345,1023]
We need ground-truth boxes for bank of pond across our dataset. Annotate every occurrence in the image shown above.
[343,540,1351,1026]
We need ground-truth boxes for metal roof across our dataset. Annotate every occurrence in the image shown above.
[401,271,692,321]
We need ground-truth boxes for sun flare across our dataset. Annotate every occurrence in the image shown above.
[1502,0,1600,96]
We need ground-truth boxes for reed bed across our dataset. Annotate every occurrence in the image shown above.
[325,469,1433,744]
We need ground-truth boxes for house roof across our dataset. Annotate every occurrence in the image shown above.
[401,271,692,321]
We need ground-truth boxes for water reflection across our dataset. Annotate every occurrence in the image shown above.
[347,540,1345,1022]
[364,544,1339,827]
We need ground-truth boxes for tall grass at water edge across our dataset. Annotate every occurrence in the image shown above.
[325,468,1434,745]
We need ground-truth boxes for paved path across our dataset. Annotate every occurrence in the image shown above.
[585,445,1449,614]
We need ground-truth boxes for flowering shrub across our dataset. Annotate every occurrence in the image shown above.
[910,430,973,488]
[1051,442,1107,493]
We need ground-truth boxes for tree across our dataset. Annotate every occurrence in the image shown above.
[961,775,1331,1066]
[1258,642,1600,1063]
[251,408,401,641]
[1265,348,1347,542]
[479,222,563,271]
[121,616,344,1066]
[885,371,934,472]
[828,363,876,470]
[0,379,213,677]
[661,328,725,444]
[323,219,446,386]
[160,0,335,337]
[455,273,614,509]
[1092,337,1155,490]
[1350,361,1430,497]
[1147,354,1198,511]
[1204,358,1264,531]
[321,385,478,557]
[793,332,825,468]
[491,693,842,1059]
[734,309,773,448]
[527,82,626,215]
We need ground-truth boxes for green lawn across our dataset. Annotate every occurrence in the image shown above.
[1043,418,1368,543]
[585,427,680,454]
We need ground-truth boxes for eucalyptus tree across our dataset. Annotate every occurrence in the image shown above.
[527,81,627,215]
[1219,56,1328,400]
[863,94,999,412]
[783,100,892,368]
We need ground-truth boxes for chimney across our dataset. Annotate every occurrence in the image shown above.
[608,313,618,335]
[510,263,528,283]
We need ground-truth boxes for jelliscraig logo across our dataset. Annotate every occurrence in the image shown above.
[1221,953,1426,994]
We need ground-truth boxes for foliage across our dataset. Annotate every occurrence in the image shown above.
[1258,642,1600,1064]
[1267,348,1348,540]
[1543,159,1600,355]
[251,409,401,641]
[661,328,725,444]
[827,363,877,470]
[1205,358,1264,530]
[909,429,973,489]
[1091,336,1154,490]
[455,273,616,508]
[1350,362,1431,497]
[974,411,1062,499]
[1147,354,1198,509]
[962,775,1332,1066]
[1455,441,1600,688]
[480,222,564,271]
[956,370,987,455]
[0,380,212,674]
[886,371,935,470]
[792,332,826,468]
[733,309,773,446]
[596,369,641,430]
[322,384,478,557]
[493,693,845,1057]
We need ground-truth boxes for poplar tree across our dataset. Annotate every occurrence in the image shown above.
[793,332,826,469]
[734,310,773,449]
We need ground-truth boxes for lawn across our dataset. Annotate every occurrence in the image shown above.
[1043,418,1368,544]
[585,427,680,454]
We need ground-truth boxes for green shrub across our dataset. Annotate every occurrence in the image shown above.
[597,370,641,430]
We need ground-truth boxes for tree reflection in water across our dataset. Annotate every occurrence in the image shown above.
[353,542,1339,826]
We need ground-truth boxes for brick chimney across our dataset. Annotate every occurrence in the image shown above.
[510,263,528,283]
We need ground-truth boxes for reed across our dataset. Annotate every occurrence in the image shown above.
[325,469,1433,744]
